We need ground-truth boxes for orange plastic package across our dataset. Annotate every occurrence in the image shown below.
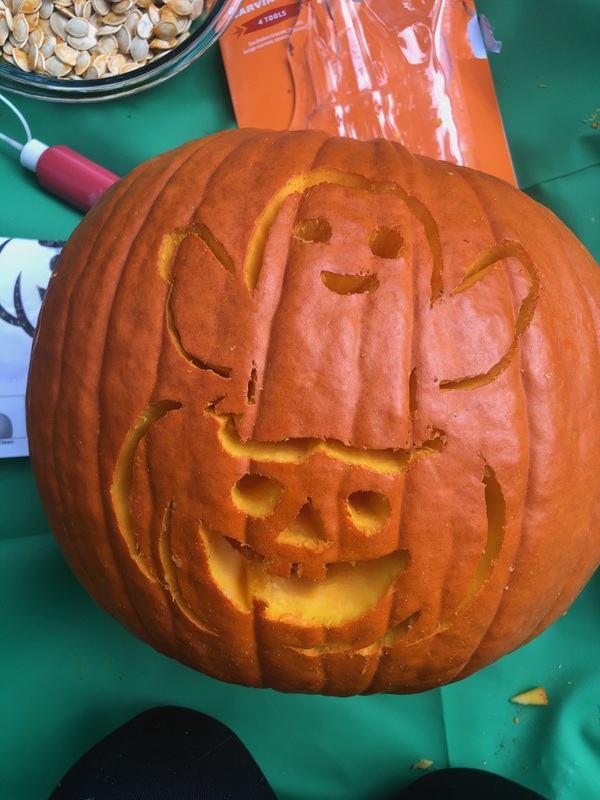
[219,0,515,184]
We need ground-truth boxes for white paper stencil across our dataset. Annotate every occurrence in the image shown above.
[0,237,63,457]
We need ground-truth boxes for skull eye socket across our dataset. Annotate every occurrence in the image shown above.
[232,474,283,517]
[293,216,332,244]
[368,225,404,259]
[347,491,391,534]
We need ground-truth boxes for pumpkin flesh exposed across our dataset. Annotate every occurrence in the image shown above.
[27,129,600,695]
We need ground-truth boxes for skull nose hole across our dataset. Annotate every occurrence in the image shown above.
[232,473,282,517]
[276,499,328,550]
[347,491,391,535]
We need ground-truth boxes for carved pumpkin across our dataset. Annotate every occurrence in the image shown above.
[27,129,600,695]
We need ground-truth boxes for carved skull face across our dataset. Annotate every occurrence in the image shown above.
[113,169,538,692]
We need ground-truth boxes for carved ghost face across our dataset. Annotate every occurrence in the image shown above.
[111,170,539,693]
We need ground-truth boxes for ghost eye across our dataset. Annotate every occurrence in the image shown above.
[294,216,332,244]
[368,225,404,258]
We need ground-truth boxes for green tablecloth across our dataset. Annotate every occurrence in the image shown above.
[1,3,599,798]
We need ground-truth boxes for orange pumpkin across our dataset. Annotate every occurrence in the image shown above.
[27,129,600,695]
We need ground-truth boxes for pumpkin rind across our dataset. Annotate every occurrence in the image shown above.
[27,129,600,695]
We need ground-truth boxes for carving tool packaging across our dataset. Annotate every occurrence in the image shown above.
[219,0,515,183]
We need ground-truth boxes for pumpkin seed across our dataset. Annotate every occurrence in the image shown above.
[135,11,151,37]
[97,31,116,52]
[28,24,44,44]
[96,21,119,34]
[148,34,174,49]
[0,18,9,45]
[90,49,106,73]
[152,19,174,39]
[26,38,38,66]
[33,49,45,70]
[167,0,191,16]
[74,45,89,71]
[12,44,31,68]
[18,0,41,12]
[49,10,67,37]
[122,8,140,32]
[38,0,52,18]
[106,50,124,70]
[101,9,124,23]
[25,10,39,28]
[2,5,13,28]
[114,22,128,50]
[158,5,177,23]
[118,57,139,71]
[44,51,72,74]
[67,31,96,48]
[128,32,145,59]
[111,0,131,13]
[39,31,54,54]
[11,11,28,40]
[64,15,88,34]
[54,39,77,63]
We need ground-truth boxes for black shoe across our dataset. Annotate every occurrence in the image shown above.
[48,706,277,800]
[400,767,548,800]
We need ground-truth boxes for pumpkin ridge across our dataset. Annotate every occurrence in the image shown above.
[93,146,210,633]
[356,587,413,696]
[52,165,175,633]
[157,501,216,635]
[439,239,540,392]
[452,170,600,678]
[50,208,131,605]
[439,462,506,629]
[160,227,235,378]
[449,169,533,647]
[231,135,327,443]
[112,400,182,579]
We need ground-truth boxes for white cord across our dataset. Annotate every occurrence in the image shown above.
[0,92,33,151]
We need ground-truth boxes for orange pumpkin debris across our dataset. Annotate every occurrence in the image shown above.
[510,687,549,706]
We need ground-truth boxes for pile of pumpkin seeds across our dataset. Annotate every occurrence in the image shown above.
[0,0,205,79]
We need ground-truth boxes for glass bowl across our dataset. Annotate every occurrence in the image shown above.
[0,0,241,102]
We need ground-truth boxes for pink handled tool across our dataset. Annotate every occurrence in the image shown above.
[0,93,119,213]
[18,139,119,212]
